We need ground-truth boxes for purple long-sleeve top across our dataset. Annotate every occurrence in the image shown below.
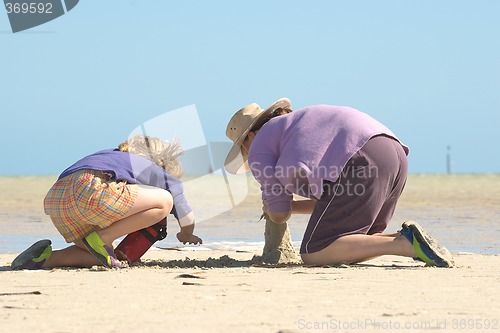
[59,149,193,224]
[248,105,409,213]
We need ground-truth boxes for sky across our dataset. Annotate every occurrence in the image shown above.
[1,0,499,175]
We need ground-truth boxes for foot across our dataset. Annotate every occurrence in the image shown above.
[11,240,52,270]
[82,232,127,268]
[400,221,454,267]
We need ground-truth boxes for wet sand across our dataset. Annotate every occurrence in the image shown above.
[1,174,500,254]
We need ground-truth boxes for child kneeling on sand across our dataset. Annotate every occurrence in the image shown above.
[11,135,201,270]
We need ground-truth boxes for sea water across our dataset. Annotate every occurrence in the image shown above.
[0,174,499,254]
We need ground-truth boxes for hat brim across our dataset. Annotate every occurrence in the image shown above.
[224,98,291,174]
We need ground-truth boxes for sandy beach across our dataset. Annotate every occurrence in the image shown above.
[2,0,500,331]
[1,249,499,333]
[1,174,499,332]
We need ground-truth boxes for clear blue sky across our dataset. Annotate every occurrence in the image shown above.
[1,0,499,175]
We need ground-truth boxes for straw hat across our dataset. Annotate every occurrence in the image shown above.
[224,98,291,174]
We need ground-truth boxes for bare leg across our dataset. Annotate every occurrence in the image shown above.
[42,243,100,268]
[372,232,400,237]
[301,233,414,265]
[96,185,173,245]
[42,185,173,268]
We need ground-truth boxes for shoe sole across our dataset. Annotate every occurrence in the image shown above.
[11,239,52,270]
[403,221,454,267]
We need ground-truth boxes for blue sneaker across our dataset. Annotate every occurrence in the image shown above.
[400,221,454,268]
[11,240,52,270]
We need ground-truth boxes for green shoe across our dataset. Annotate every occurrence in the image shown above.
[11,240,52,270]
[82,232,127,268]
[400,221,454,267]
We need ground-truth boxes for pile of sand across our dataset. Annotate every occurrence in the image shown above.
[252,212,302,265]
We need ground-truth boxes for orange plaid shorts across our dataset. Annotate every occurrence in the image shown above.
[44,170,138,243]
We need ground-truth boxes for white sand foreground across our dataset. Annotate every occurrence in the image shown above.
[1,250,499,333]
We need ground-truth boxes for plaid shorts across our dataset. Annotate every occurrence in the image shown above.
[44,170,138,243]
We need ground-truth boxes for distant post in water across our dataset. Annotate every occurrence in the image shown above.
[446,146,452,174]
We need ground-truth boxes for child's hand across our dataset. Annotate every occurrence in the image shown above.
[176,232,202,245]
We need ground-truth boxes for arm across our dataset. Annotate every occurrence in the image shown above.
[131,160,202,244]
[267,210,292,224]
[176,212,202,244]
[163,174,202,245]
[264,199,316,224]
[291,199,316,214]
[262,200,290,224]
[250,156,293,224]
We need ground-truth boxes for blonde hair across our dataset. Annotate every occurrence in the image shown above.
[118,135,184,178]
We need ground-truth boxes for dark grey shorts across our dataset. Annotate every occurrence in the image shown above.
[300,135,408,254]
